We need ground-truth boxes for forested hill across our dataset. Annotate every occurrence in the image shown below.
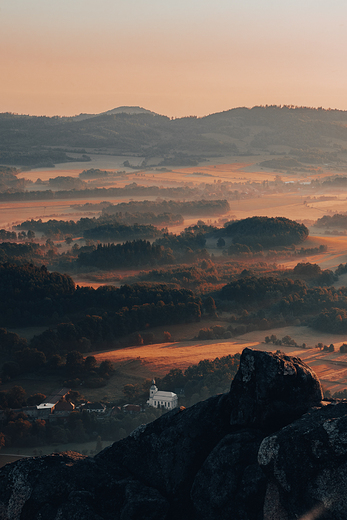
[2,106,347,166]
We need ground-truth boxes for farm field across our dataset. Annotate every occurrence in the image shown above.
[92,323,347,395]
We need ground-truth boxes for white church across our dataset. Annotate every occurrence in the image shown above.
[147,379,178,410]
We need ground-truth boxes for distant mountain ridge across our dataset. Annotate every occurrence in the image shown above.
[72,106,159,121]
[2,105,347,167]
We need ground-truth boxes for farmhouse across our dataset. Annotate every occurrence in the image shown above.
[37,388,71,417]
[147,379,178,410]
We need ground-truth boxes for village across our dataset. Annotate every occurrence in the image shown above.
[0,381,179,428]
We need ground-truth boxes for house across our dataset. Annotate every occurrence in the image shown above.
[147,379,178,410]
[123,404,141,414]
[37,388,71,417]
[53,399,75,416]
[110,406,122,417]
[82,402,106,414]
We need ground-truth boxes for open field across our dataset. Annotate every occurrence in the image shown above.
[4,156,347,232]
[6,316,347,403]
[91,323,347,394]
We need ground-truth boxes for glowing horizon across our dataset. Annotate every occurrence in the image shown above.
[1,0,347,118]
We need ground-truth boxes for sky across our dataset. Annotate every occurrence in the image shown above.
[1,0,347,118]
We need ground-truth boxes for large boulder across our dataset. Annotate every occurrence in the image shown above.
[229,348,323,432]
[96,393,233,519]
[191,430,266,520]
[259,402,347,520]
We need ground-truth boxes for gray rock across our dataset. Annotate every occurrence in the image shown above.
[229,348,323,432]
[259,402,347,519]
[96,393,233,518]
[191,430,266,520]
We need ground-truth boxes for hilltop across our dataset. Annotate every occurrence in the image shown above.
[2,105,347,167]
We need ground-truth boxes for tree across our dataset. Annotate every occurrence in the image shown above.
[6,386,27,408]
[163,331,172,342]
[85,356,97,372]
[123,384,141,402]
[48,354,64,369]
[27,393,46,406]
[6,417,32,441]
[0,432,5,450]
[1,361,21,380]
[99,360,114,378]
[66,351,84,375]
[217,237,225,248]
[14,348,46,373]
[66,390,84,404]
[204,296,217,317]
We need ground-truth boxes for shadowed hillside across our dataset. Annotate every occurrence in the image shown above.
[2,105,347,166]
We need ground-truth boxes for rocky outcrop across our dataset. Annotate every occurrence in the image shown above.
[0,348,346,520]
[229,348,323,431]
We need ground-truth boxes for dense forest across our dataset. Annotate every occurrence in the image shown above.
[224,216,309,247]
[77,240,176,269]
[15,214,172,239]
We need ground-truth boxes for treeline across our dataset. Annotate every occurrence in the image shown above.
[214,268,347,335]
[77,241,174,269]
[0,150,90,168]
[76,236,211,270]
[314,214,347,229]
[0,242,45,264]
[83,223,161,241]
[139,262,220,289]
[155,231,207,251]
[226,243,327,259]
[224,216,309,247]
[102,199,230,217]
[0,230,17,241]
[0,185,201,202]
[156,354,240,406]
[0,166,25,192]
[0,263,202,351]
[16,213,183,240]
[1,349,115,390]
[219,276,307,304]
[312,308,347,334]
[16,215,166,239]
[79,168,125,179]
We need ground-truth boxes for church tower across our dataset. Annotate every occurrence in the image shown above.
[149,379,158,398]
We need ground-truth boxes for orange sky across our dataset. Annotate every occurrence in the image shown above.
[1,0,347,117]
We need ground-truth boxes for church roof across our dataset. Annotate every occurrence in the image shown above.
[152,391,177,399]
